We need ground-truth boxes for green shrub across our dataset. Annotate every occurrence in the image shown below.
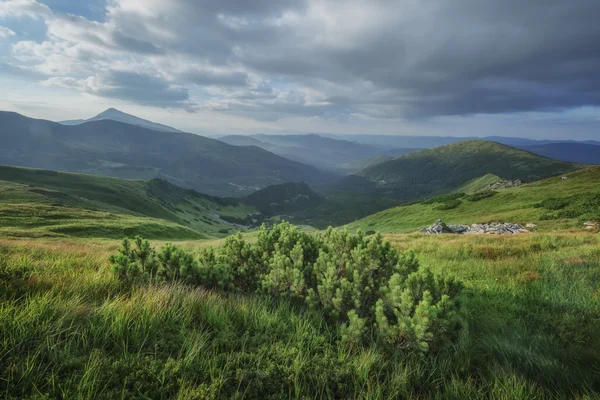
[436,199,462,210]
[156,243,199,283]
[110,237,198,284]
[422,193,465,205]
[110,237,157,284]
[465,190,497,202]
[536,194,600,222]
[110,222,464,353]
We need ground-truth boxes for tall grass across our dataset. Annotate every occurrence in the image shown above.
[1,233,599,399]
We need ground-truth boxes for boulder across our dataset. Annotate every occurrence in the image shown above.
[487,179,523,190]
[419,220,529,235]
[583,221,599,230]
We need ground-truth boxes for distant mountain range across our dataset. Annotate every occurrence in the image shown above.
[220,132,600,171]
[320,133,600,149]
[60,108,183,133]
[0,111,333,196]
[521,143,600,164]
[218,134,382,172]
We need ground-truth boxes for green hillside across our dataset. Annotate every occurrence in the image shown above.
[454,173,502,193]
[242,181,323,215]
[0,165,257,239]
[0,111,333,196]
[349,166,600,233]
[355,140,579,196]
[338,155,393,173]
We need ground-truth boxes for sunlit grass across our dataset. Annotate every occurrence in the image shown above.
[1,231,599,398]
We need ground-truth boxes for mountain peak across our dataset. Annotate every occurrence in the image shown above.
[60,108,183,133]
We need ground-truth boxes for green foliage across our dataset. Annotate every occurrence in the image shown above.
[436,199,462,210]
[110,236,198,284]
[242,182,324,215]
[536,193,600,221]
[356,140,577,192]
[0,165,257,239]
[465,190,497,202]
[156,243,199,283]
[349,166,600,234]
[422,192,466,205]
[113,222,464,353]
[2,231,600,398]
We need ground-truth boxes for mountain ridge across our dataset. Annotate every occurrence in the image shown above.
[0,111,334,196]
[355,140,579,190]
[60,108,183,133]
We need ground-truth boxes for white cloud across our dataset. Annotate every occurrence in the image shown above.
[0,26,16,38]
[0,0,51,19]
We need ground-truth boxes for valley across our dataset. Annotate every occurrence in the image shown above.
[1,110,599,399]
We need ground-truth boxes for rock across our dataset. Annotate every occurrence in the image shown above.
[487,179,522,190]
[449,224,469,234]
[526,223,537,229]
[419,220,529,235]
[420,219,453,234]
[583,221,599,230]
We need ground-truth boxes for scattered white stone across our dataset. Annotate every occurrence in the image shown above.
[486,179,522,190]
[419,220,529,235]
[583,221,599,230]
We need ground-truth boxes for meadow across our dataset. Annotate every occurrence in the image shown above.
[348,166,600,233]
[1,229,599,399]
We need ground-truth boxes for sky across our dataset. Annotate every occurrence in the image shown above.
[0,0,599,139]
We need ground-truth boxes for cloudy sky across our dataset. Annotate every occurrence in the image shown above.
[1,0,599,139]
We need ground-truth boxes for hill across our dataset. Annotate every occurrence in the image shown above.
[0,165,259,239]
[348,166,600,233]
[454,173,503,193]
[0,111,333,196]
[60,108,182,133]
[220,133,382,172]
[355,141,579,196]
[242,181,323,215]
[522,143,600,164]
[322,133,600,151]
[339,148,422,173]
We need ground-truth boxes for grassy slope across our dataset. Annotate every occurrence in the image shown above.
[349,166,600,233]
[0,165,256,239]
[453,173,502,193]
[338,155,393,173]
[355,140,578,194]
[1,231,598,398]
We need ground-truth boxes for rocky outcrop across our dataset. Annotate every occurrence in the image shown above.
[584,221,599,230]
[419,220,529,235]
[486,179,522,190]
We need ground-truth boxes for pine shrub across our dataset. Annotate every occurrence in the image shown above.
[110,222,464,353]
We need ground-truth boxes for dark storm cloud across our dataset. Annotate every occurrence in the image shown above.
[183,69,248,87]
[92,70,191,107]
[111,31,164,55]
[8,0,600,119]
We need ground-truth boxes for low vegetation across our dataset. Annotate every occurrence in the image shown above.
[355,140,578,193]
[1,229,599,398]
[349,165,600,233]
[0,165,256,238]
[110,223,464,352]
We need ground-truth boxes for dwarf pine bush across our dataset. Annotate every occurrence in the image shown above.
[110,223,464,353]
[110,236,198,284]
